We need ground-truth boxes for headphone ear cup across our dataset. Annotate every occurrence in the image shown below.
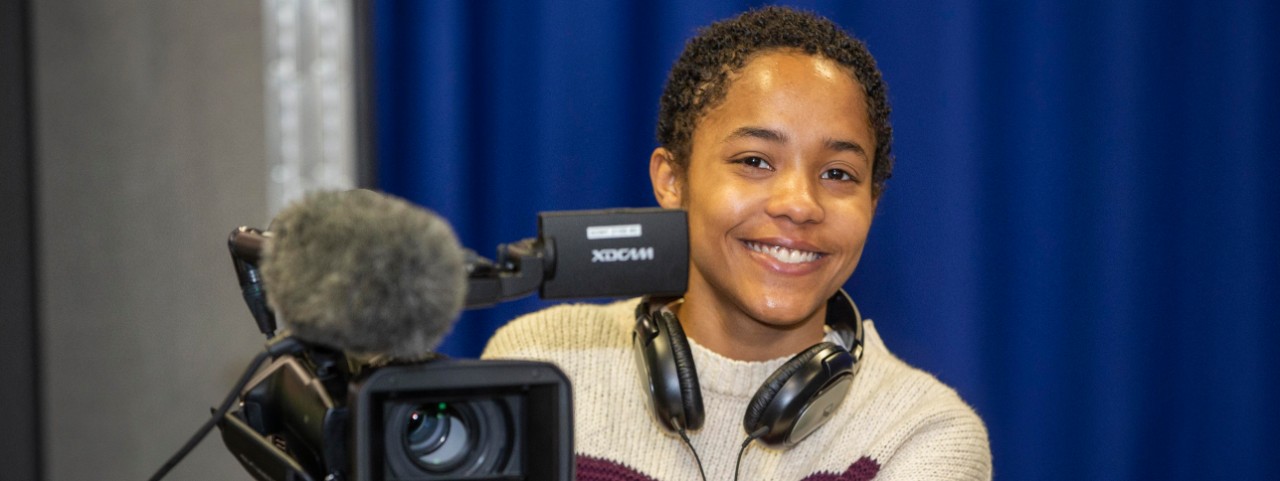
[743,342,852,446]
[658,310,705,430]
[743,343,828,432]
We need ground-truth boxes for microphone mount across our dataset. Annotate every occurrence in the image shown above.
[463,237,554,308]
[228,227,277,338]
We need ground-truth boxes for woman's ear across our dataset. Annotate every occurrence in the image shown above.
[650,147,683,208]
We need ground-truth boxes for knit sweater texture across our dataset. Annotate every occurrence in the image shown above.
[481,299,992,481]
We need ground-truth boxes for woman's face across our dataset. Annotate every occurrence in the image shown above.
[652,51,878,331]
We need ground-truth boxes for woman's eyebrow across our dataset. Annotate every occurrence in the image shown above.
[825,138,868,161]
[723,127,869,162]
[725,126,788,144]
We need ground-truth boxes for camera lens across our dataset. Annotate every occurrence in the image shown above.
[403,403,471,471]
[384,397,517,479]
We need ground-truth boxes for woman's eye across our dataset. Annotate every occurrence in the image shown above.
[821,168,857,182]
[734,156,773,170]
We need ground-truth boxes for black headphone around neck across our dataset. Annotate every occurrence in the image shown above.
[631,290,865,448]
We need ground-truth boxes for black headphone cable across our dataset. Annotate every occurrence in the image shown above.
[673,418,708,481]
[734,426,768,481]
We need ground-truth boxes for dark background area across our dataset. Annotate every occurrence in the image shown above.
[1,0,39,479]
[8,0,268,479]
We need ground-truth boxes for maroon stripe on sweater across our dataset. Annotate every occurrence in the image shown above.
[799,456,881,481]
[576,454,880,481]
[576,455,660,481]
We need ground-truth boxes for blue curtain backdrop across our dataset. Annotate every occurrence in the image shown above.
[373,1,1279,479]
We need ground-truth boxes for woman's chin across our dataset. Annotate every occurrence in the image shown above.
[744,295,828,329]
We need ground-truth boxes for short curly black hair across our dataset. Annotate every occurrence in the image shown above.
[656,6,894,197]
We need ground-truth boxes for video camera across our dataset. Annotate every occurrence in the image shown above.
[214,207,688,481]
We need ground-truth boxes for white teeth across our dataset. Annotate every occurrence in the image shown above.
[745,241,821,264]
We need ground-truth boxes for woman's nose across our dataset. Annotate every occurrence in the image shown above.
[764,171,824,224]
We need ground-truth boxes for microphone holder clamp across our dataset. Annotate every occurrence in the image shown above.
[464,237,553,308]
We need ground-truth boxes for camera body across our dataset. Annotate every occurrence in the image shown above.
[219,346,573,481]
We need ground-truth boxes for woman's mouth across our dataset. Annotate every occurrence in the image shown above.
[743,240,824,264]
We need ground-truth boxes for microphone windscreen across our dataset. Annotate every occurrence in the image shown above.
[260,189,466,359]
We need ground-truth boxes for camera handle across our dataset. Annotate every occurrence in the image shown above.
[148,337,304,481]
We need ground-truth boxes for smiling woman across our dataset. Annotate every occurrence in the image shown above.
[482,7,991,481]
[651,52,878,362]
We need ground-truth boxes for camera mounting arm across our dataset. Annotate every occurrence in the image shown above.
[463,237,554,309]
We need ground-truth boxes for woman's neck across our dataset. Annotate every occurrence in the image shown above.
[675,293,827,362]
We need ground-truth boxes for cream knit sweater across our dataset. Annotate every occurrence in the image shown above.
[482,299,992,481]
